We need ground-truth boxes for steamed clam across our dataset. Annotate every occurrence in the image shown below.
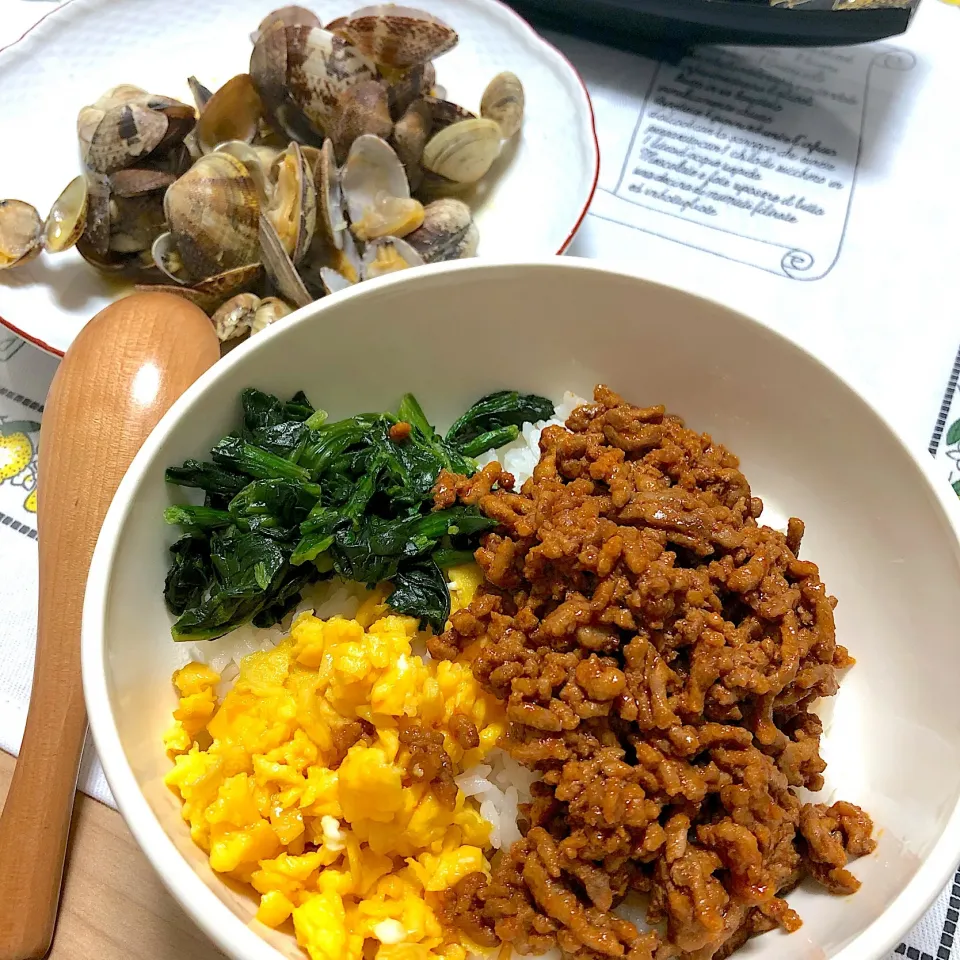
[341,135,423,241]
[333,6,458,70]
[0,200,43,269]
[250,23,379,142]
[163,152,260,280]
[480,71,524,139]
[405,198,476,263]
[212,293,293,344]
[84,93,196,176]
[421,118,502,184]
[86,102,170,175]
[265,141,317,262]
[212,292,261,341]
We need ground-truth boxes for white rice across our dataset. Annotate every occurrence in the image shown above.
[183,392,590,854]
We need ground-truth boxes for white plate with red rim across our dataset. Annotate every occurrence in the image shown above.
[0,0,599,357]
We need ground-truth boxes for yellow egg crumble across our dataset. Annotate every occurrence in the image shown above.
[164,582,504,960]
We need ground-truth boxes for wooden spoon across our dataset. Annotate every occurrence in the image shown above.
[0,292,219,960]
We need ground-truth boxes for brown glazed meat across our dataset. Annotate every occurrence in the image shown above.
[429,386,874,960]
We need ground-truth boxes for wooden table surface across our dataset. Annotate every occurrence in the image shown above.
[0,749,225,960]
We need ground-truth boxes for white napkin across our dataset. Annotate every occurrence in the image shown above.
[0,332,113,804]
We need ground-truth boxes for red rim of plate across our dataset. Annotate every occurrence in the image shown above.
[0,0,601,359]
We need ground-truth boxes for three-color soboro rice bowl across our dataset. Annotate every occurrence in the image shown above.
[162,386,875,960]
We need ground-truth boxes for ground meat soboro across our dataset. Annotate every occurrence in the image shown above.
[429,386,875,960]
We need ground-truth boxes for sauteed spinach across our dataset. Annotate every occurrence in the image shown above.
[162,387,553,641]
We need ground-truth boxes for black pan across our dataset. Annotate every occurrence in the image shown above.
[504,0,918,54]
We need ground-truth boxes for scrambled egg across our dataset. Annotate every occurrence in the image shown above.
[165,577,504,960]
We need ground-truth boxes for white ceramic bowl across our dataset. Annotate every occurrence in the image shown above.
[83,259,960,960]
[0,0,598,356]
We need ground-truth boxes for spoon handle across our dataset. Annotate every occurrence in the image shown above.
[0,293,218,960]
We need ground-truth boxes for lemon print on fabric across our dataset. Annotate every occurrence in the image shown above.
[0,419,40,515]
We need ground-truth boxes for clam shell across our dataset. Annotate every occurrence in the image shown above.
[195,74,263,154]
[480,71,524,139]
[109,168,176,198]
[43,176,88,254]
[0,200,43,269]
[337,6,458,69]
[342,134,423,240]
[253,6,322,43]
[164,152,260,280]
[212,293,260,342]
[331,79,393,165]
[284,26,380,135]
[341,134,410,224]
[86,103,169,175]
[421,118,501,184]
[404,198,476,263]
[266,141,317,263]
[361,235,424,280]
[78,87,159,163]
[259,214,313,308]
[391,99,432,192]
[316,139,346,251]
